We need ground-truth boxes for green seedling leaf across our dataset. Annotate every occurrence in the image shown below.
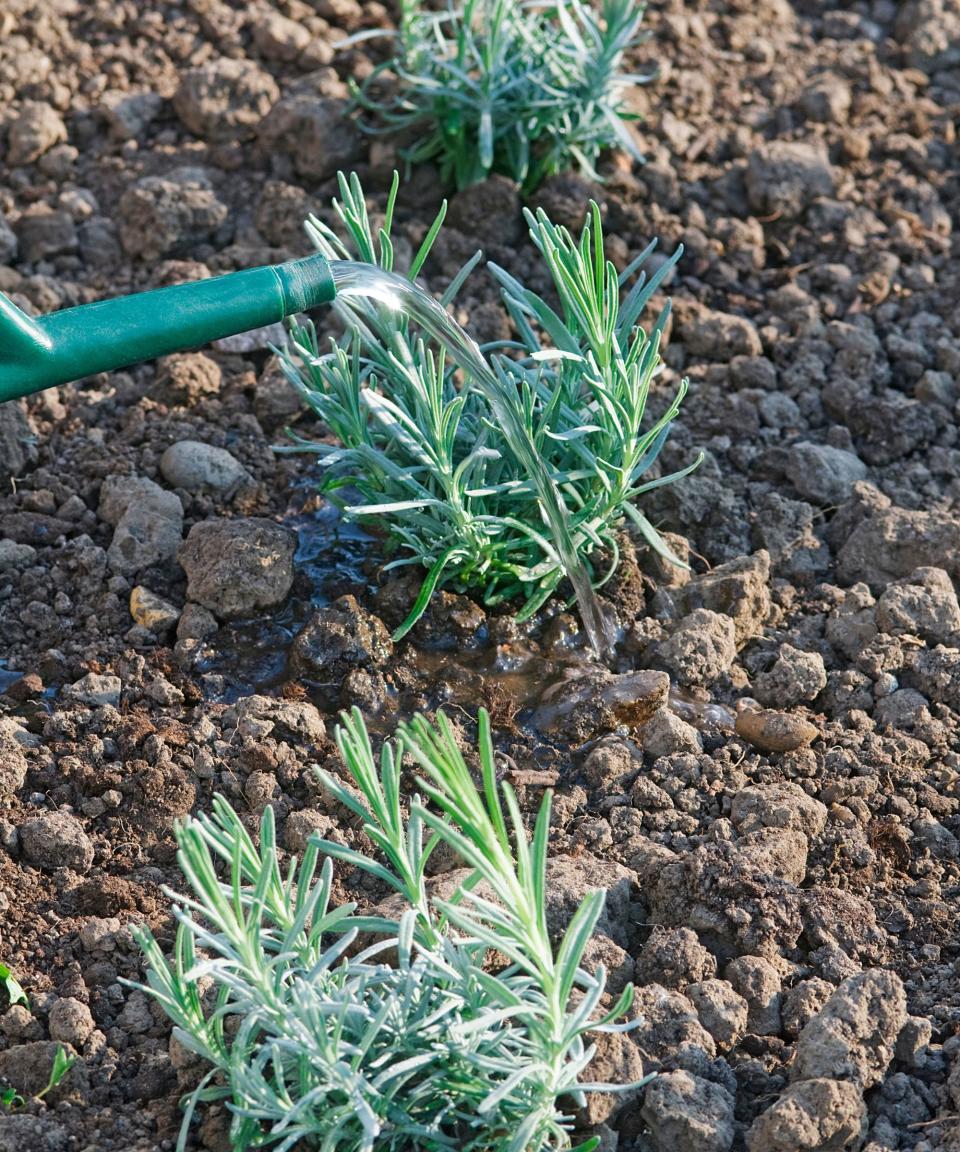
[0,963,27,1009]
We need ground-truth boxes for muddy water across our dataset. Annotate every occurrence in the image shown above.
[202,496,735,733]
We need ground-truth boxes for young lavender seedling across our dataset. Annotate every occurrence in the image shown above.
[279,172,699,639]
[131,707,649,1152]
[348,0,650,192]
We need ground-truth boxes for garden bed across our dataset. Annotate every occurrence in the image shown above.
[1,1,959,1150]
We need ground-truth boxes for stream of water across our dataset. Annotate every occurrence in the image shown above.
[329,261,613,660]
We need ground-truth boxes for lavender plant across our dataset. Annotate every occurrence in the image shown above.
[131,708,647,1152]
[349,0,650,191]
[279,172,699,640]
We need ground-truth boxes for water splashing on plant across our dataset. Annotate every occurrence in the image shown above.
[330,259,615,658]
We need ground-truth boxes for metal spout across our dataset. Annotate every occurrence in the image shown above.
[0,253,337,404]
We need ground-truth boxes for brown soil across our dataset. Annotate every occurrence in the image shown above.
[1,1,959,1150]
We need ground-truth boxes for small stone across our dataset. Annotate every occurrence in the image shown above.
[129,587,181,633]
[178,518,296,619]
[746,140,835,217]
[746,1078,867,1152]
[781,978,834,1038]
[0,402,37,482]
[99,90,165,141]
[0,728,28,796]
[0,212,17,264]
[791,969,907,1089]
[653,609,737,687]
[836,502,960,587]
[155,353,222,404]
[672,551,771,645]
[160,441,250,492]
[725,955,783,1036]
[225,694,327,744]
[532,667,669,743]
[174,58,279,142]
[20,811,94,873]
[254,355,303,430]
[797,74,852,124]
[754,644,827,708]
[735,706,818,753]
[687,980,750,1050]
[252,10,312,60]
[48,998,95,1047]
[118,167,229,261]
[785,442,867,506]
[258,94,358,180]
[99,475,184,576]
[291,596,393,681]
[14,208,77,263]
[641,1070,735,1152]
[639,707,703,756]
[176,602,219,641]
[876,567,960,646]
[730,782,827,838]
[7,101,67,165]
[63,673,121,708]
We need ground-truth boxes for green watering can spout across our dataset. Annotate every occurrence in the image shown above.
[0,253,337,404]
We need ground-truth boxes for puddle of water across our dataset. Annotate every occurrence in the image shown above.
[197,496,379,702]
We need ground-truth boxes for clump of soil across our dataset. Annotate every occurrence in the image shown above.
[1,2,960,1150]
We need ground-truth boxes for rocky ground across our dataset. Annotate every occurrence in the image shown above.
[1,0,960,1149]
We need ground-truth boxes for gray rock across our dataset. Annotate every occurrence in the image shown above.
[14,208,77,263]
[0,539,36,570]
[63,673,121,708]
[785,441,867,506]
[98,474,182,527]
[746,140,835,217]
[791,969,907,1089]
[798,73,852,124]
[638,707,703,757]
[580,1030,646,1126]
[174,58,279,142]
[724,955,783,1036]
[100,477,184,575]
[7,101,66,165]
[77,217,122,266]
[754,644,827,707]
[630,985,718,1069]
[20,811,94,873]
[730,782,827,838]
[0,728,28,796]
[641,1070,735,1152]
[99,90,164,141]
[908,645,960,709]
[653,609,737,687]
[781,978,834,1038]
[179,518,296,619]
[687,979,750,1050]
[159,440,250,492]
[176,602,219,641]
[544,853,635,947]
[118,167,229,261]
[876,567,960,645]
[283,809,335,855]
[258,95,359,180]
[224,694,326,745]
[0,401,37,482]
[837,505,960,587]
[254,355,303,430]
[0,212,17,263]
[746,1078,867,1152]
[671,551,771,645]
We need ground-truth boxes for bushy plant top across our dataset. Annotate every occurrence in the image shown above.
[280,172,698,640]
[132,707,647,1151]
[349,0,650,191]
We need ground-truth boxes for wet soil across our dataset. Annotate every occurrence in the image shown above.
[1,1,960,1150]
